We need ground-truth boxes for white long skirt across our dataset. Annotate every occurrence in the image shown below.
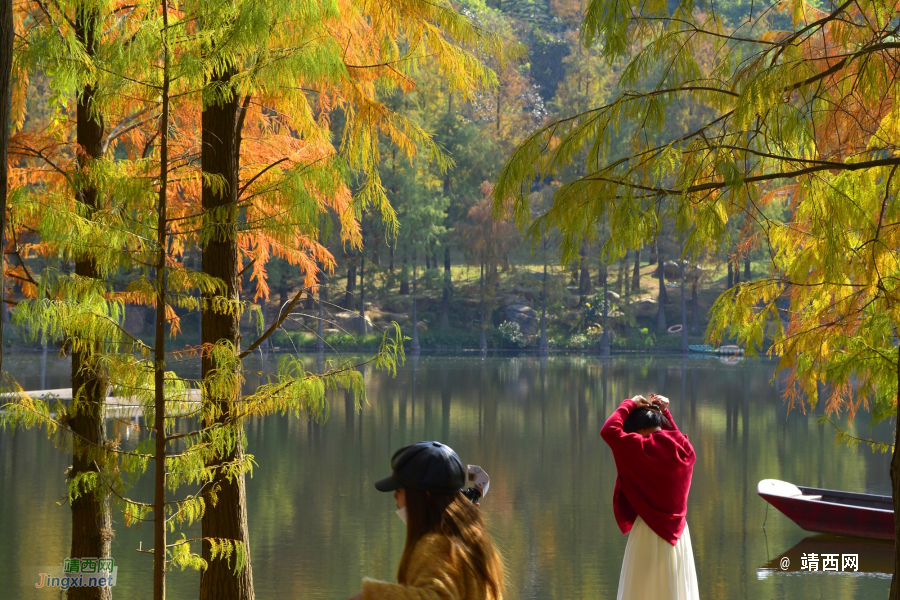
[616,516,699,600]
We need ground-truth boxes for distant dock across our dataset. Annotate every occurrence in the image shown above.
[0,388,201,418]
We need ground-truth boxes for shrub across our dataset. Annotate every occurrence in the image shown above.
[497,321,526,349]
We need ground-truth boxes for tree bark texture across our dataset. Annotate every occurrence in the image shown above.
[0,0,13,370]
[440,247,450,331]
[691,279,700,333]
[616,254,626,296]
[70,9,112,599]
[399,256,409,295]
[631,249,641,292]
[578,245,591,299]
[656,247,667,334]
[152,21,170,596]
[891,354,900,600]
[200,70,254,600]
[343,254,356,310]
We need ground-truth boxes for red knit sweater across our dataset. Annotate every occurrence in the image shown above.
[600,398,696,545]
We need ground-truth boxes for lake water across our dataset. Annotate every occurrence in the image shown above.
[0,352,894,599]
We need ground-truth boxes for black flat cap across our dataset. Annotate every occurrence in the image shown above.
[374,441,466,494]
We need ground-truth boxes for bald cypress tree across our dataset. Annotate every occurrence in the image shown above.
[69,5,113,599]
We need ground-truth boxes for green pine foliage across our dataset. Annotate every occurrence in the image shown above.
[494,0,900,455]
[5,0,506,596]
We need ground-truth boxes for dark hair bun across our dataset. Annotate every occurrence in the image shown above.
[623,407,670,433]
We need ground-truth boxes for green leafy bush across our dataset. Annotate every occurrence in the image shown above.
[497,321,527,349]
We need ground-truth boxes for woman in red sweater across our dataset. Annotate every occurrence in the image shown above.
[600,393,699,600]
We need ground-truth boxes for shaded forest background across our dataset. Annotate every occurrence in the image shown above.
[10,0,772,353]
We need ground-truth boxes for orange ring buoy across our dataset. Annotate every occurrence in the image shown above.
[667,324,683,334]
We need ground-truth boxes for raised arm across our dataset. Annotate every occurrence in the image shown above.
[661,405,679,432]
[600,398,637,444]
[648,393,680,432]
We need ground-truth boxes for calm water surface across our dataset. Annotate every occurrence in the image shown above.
[0,353,894,599]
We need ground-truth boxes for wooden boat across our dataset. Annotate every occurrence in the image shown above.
[757,479,894,541]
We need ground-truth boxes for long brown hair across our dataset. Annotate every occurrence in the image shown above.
[398,487,504,599]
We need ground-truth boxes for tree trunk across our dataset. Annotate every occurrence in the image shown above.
[679,254,688,353]
[153,24,170,597]
[315,275,325,353]
[359,245,367,334]
[399,255,409,295]
[890,354,900,600]
[657,246,667,334]
[411,255,420,352]
[744,255,751,281]
[616,253,626,296]
[657,246,667,304]
[70,10,113,599]
[600,260,610,356]
[343,255,356,310]
[440,247,450,331]
[0,0,12,371]
[540,255,548,354]
[631,248,641,292]
[727,260,734,288]
[578,245,592,299]
[691,278,700,333]
[479,262,486,352]
[650,240,658,265]
[200,68,254,600]
[371,232,381,267]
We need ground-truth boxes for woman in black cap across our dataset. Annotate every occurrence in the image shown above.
[347,441,504,600]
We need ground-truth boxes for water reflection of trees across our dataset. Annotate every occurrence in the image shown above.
[0,355,892,599]
[242,356,890,599]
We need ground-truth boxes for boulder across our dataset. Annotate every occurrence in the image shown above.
[565,295,580,309]
[415,295,438,311]
[633,298,659,317]
[656,260,701,281]
[457,298,480,308]
[383,298,410,313]
[684,264,705,282]
[331,311,372,333]
[416,321,428,332]
[384,312,410,324]
[504,304,539,335]
[512,286,536,301]
[606,291,621,302]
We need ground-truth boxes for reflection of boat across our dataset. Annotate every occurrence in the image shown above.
[718,355,744,365]
[758,479,894,540]
[758,534,893,578]
[716,344,743,355]
[688,344,744,355]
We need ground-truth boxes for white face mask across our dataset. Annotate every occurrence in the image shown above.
[396,506,408,526]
